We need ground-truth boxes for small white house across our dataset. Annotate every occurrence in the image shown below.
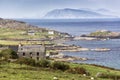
[48,30,54,35]
[28,30,35,36]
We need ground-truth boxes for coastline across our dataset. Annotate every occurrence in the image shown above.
[0,18,119,69]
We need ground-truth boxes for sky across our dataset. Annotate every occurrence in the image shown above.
[0,0,120,18]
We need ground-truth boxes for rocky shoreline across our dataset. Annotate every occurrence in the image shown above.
[74,30,120,41]
[49,53,89,62]
[0,18,113,63]
[74,36,109,41]
[91,48,110,52]
[46,43,110,62]
[81,30,120,39]
[46,43,111,52]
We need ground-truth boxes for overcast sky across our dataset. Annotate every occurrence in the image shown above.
[0,0,120,18]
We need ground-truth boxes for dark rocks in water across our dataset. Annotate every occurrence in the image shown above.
[91,48,110,52]
[50,53,88,61]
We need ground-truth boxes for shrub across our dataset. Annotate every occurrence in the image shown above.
[16,58,35,66]
[51,61,70,71]
[0,49,18,60]
[36,59,50,67]
[97,73,120,79]
[67,67,88,75]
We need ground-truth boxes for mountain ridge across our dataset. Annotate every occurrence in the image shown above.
[43,8,118,19]
[0,18,46,31]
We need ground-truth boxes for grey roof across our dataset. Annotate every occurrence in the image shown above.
[19,45,45,52]
[22,45,42,48]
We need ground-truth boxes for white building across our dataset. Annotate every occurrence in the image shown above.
[48,30,54,35]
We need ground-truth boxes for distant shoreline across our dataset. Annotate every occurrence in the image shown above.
[16,18,120,22]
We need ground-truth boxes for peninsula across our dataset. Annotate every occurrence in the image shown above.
[81,30,120,39]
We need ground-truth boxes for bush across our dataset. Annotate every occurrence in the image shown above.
[50,61,70,71]
[16,58,35,66]
[0,49,18,60]
[67,67,88,75]
[36,59,50,67]
[97,73,120,79]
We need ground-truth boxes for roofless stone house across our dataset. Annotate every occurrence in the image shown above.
[17,44,46,61]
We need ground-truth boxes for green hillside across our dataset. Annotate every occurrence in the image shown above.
[0,61,120,80]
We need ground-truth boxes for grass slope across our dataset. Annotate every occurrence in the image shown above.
[0,28,50,40]
[0,62,120,80]
[0,28,55,45]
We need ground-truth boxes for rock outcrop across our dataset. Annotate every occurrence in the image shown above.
[81,30,120,39]
[91,48,110,52]
[49,53,88,62]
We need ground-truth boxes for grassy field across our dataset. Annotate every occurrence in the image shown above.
[69,63,120,78]
[0,28,57,40]
[0,62,120,80]
[0,24,120,80]
[0,40,53,46]
[0,28,58,45]
[89,31,110,36]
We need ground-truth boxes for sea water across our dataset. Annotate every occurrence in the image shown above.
[20,18,120,69]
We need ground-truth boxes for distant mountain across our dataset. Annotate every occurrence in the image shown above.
[96,9,110,12]
[95,8,118,17]
[43,8,118,19]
